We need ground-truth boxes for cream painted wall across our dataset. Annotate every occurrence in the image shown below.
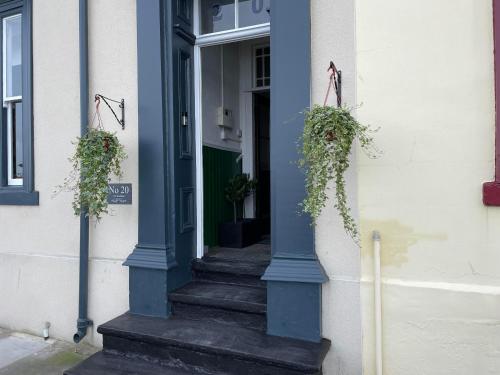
[313,0,500,373]
[356,0,500,374]
[0,0,137,347]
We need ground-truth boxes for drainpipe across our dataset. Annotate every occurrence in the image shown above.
[74,0,92,344]
[373,231,383,375]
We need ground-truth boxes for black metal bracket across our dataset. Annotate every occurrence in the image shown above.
[95,94,125,130]
[328,61,342,107]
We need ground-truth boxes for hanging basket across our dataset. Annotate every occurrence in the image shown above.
[55,96,127,219]
[298,61,380,243]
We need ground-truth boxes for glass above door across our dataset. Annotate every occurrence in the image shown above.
[199,0,270,35]
[238,0,270,28]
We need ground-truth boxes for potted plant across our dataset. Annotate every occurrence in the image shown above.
[56,128,127,219]
[299,105,380,243]
[218,173,259,248]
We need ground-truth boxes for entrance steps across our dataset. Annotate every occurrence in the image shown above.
[65,245,330,375]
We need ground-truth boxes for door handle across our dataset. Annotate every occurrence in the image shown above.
[182,112,188,127]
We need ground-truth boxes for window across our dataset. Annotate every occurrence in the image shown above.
[254,44,270,88]
[4,14,22,186]
[0,0,37,205]
[199,0,270,35]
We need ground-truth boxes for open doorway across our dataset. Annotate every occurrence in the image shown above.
[196,37,270,257]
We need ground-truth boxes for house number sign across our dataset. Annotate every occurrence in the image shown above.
[108,183,132,205]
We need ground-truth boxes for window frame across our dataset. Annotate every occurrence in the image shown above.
[195,0,270,46]
[0,0,37,205]
[4,13,23,186]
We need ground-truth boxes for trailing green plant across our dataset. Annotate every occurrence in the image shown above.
[57,128,127,219]
[225,173,258,223]
[299,105,380,243]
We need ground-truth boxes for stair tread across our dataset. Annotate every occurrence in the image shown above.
[205,244,271,264]
[64,351,205,375]
[193,258,268,277]
[169,281,266,314]
[98,313,330,373]
[172,303,266,331]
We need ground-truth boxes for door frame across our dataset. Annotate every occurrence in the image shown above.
[131,0,327,343]
[193,0,270,258]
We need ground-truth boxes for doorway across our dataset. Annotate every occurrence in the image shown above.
[195,37,271,257]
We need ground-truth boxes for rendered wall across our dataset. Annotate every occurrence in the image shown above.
[356,0,500,374]
[0,0,138,347]
[313,0,500,374]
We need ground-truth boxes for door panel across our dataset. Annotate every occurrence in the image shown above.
[178,49,193,159]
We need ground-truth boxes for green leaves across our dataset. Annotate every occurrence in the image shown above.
[225,173,258,222]
[225,173,257,203]
[299,105,379,243]
[62,129,127,219]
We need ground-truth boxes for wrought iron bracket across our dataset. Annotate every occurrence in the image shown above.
[328,61,342,107]
[95,94,125,130]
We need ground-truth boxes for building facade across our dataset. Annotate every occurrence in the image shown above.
[0,0,499,374]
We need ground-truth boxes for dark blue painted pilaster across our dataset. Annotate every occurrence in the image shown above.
[126,0,195,317]
[262,0,328,343]
[124,0,176,317]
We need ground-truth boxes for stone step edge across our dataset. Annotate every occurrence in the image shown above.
[98,323,329,373]
[192,259,268,277]
[168,290,267,315]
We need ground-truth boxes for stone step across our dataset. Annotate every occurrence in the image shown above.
[171,302,266,331]
[192,258,267,288]
[64,351,212,375]
[169,281,266,315]
[98,313,330,375]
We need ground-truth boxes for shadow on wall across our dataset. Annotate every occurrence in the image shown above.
[360,219,447,267]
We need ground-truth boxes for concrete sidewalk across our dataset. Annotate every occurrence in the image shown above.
[0,328,97,375]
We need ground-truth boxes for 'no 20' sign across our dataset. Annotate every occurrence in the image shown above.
[108,183,132,205]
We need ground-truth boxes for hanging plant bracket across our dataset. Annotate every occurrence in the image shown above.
[325,61,342,107]
[95,94,125,130]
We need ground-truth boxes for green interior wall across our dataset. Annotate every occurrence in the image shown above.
[203,146,242,247]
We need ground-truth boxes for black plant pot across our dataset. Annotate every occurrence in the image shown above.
[218,219,260,248]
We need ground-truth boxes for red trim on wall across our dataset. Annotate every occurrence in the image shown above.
[483,0,500,205]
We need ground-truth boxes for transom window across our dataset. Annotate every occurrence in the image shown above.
[254,44,270,88]
[199,0,270,35]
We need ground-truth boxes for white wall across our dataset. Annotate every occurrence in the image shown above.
[311,1,363,374]
[356,0,500,374]
[201,43,241,152]
[0,0,137,347]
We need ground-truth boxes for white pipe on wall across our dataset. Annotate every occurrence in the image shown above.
[373,230,383,375]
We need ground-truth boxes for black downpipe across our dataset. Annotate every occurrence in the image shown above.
[74,0,92,344]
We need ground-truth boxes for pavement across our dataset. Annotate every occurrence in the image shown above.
[0,327,97,375]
